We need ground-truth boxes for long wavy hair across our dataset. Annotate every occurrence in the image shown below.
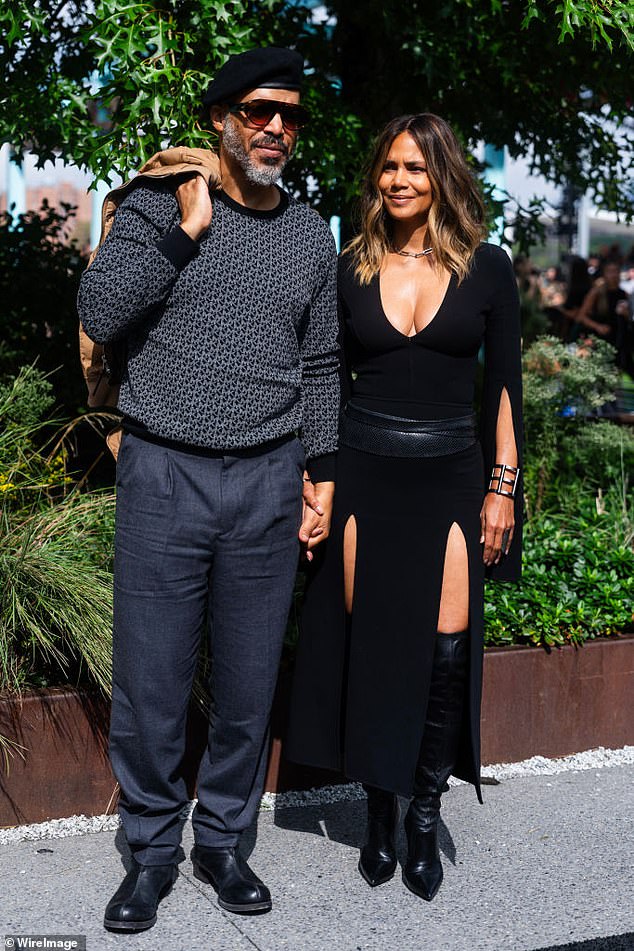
[345,114,487,284]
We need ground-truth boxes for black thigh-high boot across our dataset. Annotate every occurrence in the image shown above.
[358,784,399,886]
[403,629,469,901]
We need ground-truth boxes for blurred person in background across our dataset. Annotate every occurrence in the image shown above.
[555,255,594,342]
[587,253,602,279]
[514,253,548,344]
[538,265,565,309]
[620,263,634,299]
[577,259,632,375]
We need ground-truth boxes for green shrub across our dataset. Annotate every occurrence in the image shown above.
[0,366,115,696]
[0,367,55,430]
[563,421,633,487]
[0,202,87,415]
[0,501,114,693]
[522,335,634,512]
[485,486,633,648]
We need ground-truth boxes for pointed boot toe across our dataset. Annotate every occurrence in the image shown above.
[402,859,443,901]
[358,786,399,887]
[358,846,398,887]
[403,799,444,902]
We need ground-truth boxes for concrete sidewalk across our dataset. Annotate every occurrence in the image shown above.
[2,765,633,951]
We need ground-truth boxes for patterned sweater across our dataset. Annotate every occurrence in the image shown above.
[78,184,339,480]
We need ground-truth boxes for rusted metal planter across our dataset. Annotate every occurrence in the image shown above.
[0,689,115,828]
[480,635,634,764]
[1,636,633,827]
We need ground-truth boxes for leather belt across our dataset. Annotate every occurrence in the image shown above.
[339,402,478,458]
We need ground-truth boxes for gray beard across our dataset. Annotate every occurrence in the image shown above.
[222,115,289,187]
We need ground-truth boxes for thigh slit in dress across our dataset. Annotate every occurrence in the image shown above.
[287,245,523,801]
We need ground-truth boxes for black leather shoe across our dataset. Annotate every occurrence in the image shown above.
[103,861,177,932]
[402,797,443,901]
[192,845,272,914]
[358,785,399,887]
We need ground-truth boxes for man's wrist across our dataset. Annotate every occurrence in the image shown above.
[156,226,199,269]
[180,219,207,242]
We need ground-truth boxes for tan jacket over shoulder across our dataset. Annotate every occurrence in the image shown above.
[80,146,221,402]
[79,146,221,459]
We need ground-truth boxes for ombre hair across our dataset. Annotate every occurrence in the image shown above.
[345,114,487,284]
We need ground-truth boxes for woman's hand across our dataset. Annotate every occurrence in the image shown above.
[480,493,514,566]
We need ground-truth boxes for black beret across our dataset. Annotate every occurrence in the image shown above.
[202,47,304,107]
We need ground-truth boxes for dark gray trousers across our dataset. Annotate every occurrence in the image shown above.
[110,432,304,865]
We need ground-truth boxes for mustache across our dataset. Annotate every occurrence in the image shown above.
[250,134,289,155]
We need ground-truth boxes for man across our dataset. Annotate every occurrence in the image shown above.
[78,46,339,932]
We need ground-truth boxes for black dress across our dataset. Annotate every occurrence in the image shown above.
[287,243,523,802]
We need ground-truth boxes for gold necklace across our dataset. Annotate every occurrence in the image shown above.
[393,246,434,259]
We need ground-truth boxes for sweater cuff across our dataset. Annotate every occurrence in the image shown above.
[306,452,336,483]
[156,226,199,270]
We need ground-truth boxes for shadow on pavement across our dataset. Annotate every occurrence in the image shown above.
[532,935,634,951]
[272,795,458,866]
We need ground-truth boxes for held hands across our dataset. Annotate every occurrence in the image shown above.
[480,493,514,566]
[299,476,334,562]
[176,175,213,241]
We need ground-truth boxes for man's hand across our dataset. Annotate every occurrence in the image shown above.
[176,175,213,241]
[299,479,334,562]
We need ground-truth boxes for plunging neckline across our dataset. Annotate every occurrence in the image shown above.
[377,270,454,339]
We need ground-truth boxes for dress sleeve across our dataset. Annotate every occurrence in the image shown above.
[299,236,340,483]
[481,247,524,582]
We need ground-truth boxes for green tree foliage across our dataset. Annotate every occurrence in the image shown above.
[0,0,265,182]
[523,0,633,49]
[0,1,632,223]
[330,0,634,223]
[0,201,86,414]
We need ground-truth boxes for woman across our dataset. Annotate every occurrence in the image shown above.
[576,259,631,373]
[286,114,523,902]
[556,255,593,341]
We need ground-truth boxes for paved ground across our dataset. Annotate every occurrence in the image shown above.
[2,765,633,951]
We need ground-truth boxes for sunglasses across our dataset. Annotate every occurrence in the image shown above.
[227,99,310,132]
